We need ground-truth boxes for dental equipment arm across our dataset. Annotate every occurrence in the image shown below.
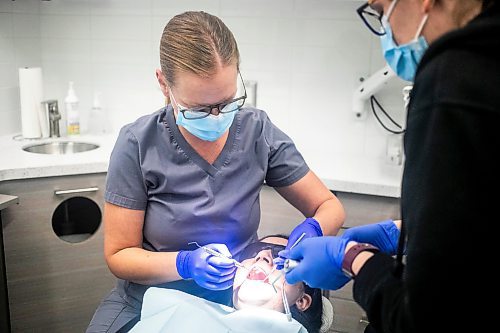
[353,65,396,118]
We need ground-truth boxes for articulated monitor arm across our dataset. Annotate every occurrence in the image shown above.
[352,65,396,119]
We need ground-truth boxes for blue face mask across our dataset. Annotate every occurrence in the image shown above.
[380,1,429,82]
[175,104,238,142]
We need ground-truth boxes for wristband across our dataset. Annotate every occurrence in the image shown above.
[341,243,379,278]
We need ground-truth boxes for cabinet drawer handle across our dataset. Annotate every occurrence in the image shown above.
[54,187,99,195]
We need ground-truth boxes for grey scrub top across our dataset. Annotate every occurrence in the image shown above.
[105,105,309,305]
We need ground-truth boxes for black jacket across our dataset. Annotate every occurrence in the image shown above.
[353,3,500,332]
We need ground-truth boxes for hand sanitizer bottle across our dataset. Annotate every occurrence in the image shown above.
[88,92,108,135]
[65,81,80,135]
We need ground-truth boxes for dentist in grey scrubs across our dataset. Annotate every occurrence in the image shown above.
[87,11,345,333]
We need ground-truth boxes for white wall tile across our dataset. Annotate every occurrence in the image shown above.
[11,0,39,14]
[295,0,361,20]
[41,38,91,63]
[364,132,388,158]
[243,69,293,129]
[0,87,20,114]
[333,120,367,155]
[292,46,366,77]
[238,44,293,72]
[0,107,21,135]
[0,36,14,63]
[0,13,13,38]
[289,70,367,156]
[42,61,91,86]
[152,16,169,39]
[152,0,220,16]
[91,16,151,41]
[223,17,295,45]
[256,95,292,131]
[13,37,41,68]
[90,0,150,16]
[369,36,387,72]
[12,13,40,38]
[91,39,151,65]
[220,0,294,18]
[41,15,90,39]
[0,1,13,13]
[151,16,168,65]
[0,63,16,88]
[91,63,155,90]
[150,41,161,70]
[101,88,162,131]
[295,19,369,48]
[40,0,90,15]
[244,70,292,101]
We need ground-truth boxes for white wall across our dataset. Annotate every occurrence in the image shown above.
[0,0,407,194]
[0,0,41,135]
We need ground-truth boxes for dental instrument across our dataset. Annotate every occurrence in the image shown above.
[188,241,247,270]
[263,266,278,292]
[283,259,299,273]
[281,232,306,273]
[269,232,308,292]
[282,279,292,322]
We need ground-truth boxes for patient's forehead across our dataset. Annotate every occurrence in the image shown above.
[259,236,287,246]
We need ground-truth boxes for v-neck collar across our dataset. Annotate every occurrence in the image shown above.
[162,105,240,177]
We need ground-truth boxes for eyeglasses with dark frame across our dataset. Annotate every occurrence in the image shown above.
[357,2,386,36]
[171,71,247,120]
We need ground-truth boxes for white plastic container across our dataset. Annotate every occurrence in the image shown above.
[65,81,80,135]
[88,92,109,135]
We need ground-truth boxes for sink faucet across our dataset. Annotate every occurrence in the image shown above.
[42,100,61,138]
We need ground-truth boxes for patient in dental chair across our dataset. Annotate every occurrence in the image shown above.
[129,235,333,333]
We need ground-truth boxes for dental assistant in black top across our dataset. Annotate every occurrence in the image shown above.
[278,0,500,332]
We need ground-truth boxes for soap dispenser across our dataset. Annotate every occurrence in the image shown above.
[88,92,109,135]
[65,81,80,135]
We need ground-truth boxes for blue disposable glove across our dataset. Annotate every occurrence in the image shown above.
[281,236,351,290]
[176,243,236,290]
[275,217,323,270]
[341,219,400,255]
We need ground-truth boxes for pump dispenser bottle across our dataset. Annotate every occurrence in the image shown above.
[65,81,80,135]
[88,92,109,135]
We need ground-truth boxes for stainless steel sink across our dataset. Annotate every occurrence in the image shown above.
[22,141,100,155]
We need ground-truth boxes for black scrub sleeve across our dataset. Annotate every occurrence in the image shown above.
[352,253,413,333]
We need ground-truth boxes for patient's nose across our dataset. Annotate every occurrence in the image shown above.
[255,249,274,266]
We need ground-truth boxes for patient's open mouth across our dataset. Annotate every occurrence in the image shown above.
[246,266,268,281]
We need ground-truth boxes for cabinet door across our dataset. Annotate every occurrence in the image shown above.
[328,297,370,333]
[0,174,116,333]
